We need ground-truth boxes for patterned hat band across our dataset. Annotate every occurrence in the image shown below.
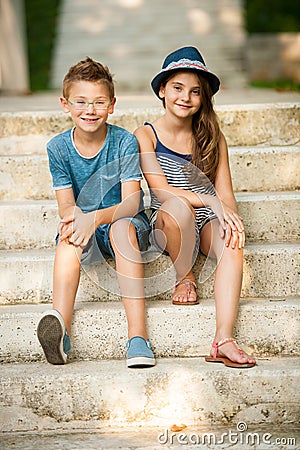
[161,58,209,73]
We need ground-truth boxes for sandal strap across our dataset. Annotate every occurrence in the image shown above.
[212,338,243,359]
[174,279,197,293]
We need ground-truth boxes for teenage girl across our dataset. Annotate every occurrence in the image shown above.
[135,46,256,368]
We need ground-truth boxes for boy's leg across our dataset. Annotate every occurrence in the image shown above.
[108,218,155,367]
[52,240,83,335]
[37,240,82,364]
[109,219,148,340]
[200,220,255,364]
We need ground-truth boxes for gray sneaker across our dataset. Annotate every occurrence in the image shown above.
[126,336,155,368]
[37,310,71,364]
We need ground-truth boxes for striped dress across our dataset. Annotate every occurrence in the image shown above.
[145,122,217,231]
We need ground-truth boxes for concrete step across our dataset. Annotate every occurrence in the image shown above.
[0,192,299,250]
[0,242,299,305]
[229,146,299,192]
[1,425,299,450]
[0,103,299,146]
[0,357,299,432]
[0,299,299,363]
[1,147,299,200]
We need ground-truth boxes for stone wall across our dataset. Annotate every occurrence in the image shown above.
[246,33,300,83]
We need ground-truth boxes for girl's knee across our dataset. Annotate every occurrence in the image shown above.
[159,196,195,229]
[163,196,194,212]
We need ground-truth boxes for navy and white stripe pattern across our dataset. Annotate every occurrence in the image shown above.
[145,123,217,231]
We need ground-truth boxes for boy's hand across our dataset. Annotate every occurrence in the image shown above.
[58,217,74,243]
[61,209,96,248]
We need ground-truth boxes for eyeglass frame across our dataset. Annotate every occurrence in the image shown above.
[66,98,112,111]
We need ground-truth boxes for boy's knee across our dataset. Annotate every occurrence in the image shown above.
[55,239,83,265]
[110,219,137,243]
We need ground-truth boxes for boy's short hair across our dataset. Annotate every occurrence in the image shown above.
[62,57,114,99]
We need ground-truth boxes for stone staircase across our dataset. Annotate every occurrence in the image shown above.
[0,102,299,439]
[51,0,247,91]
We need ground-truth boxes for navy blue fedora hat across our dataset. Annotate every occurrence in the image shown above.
[151,46,220,97]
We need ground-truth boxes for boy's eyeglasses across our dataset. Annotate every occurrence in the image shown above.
[66,99,111,111]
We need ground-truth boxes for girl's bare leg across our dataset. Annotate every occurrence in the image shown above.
[109,219,148,340]
[52,240,82,335]
[200,220,256,364]
[154,197,197,303]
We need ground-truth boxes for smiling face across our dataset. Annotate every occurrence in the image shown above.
[159,71,202,118]
[60,80,115,135]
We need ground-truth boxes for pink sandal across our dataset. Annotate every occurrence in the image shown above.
[172,279,199,305]
[205,338,256,368]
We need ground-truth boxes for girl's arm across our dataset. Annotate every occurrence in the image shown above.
[214,133,245,248]
[214,133,238,211]
[135,125,213,208]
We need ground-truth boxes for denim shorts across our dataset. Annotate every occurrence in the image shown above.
[81,211,150,265]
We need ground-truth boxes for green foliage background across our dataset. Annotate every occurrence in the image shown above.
[25,0,61,91]
[245,0,300,33]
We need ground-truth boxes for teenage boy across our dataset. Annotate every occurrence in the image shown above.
[37,57,155,368]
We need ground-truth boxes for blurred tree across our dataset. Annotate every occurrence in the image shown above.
[245,0,300,33]
[25,0,61,90]
[0,0,29,94]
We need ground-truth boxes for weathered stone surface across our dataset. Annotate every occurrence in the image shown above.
[1,147,299,200]
[0,425,299,450]
[0,299,299,363]
[230,146,300,192]
[0,358,299,432]
[0,243,298,304]
[1,103,299,145]
[0,192,299,250]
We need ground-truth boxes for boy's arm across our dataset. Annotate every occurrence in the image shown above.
[62,180,141,247]
[55,187,81,242]
[94,179,140,226]
[56,187,77,219]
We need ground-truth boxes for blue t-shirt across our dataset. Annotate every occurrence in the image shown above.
[47,124,143,213]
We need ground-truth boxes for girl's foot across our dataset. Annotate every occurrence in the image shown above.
[172,279,199,305]
[205,338,256,368]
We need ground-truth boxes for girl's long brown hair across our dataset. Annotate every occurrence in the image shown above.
[191,73,220,184]
[161,71,221,184]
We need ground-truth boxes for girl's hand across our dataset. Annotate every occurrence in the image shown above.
[224,221,245,249]
[222,202,245,249]
[207,196,245,248]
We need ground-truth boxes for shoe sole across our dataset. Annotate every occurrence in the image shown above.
[205,356,256,369]
[37,312,67,365]
[126,356,156,368]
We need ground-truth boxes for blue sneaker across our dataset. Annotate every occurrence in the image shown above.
[37,310,71,365]
[126,336,155,368]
